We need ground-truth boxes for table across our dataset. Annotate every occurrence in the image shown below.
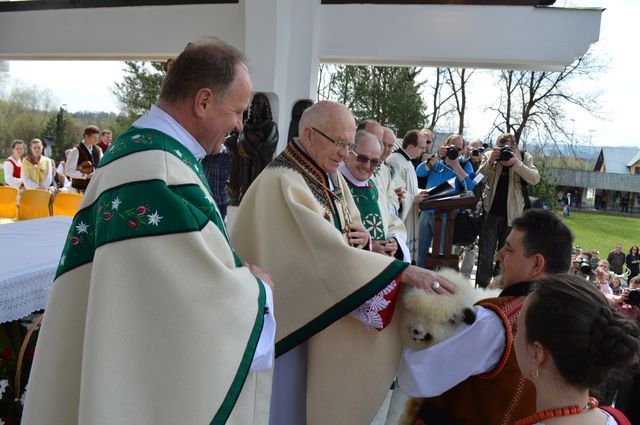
[0,216,72,323]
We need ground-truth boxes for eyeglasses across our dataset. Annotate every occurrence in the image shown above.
[350,151,382,168]
[311,127,354,150]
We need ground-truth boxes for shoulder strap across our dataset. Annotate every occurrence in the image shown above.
[601,406,632,425]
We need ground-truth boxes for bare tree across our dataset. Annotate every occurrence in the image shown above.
[445,68,474,134]
[487,52,603,156]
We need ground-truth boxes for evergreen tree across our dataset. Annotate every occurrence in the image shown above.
[113,61,166,124]
[326,65,426,136]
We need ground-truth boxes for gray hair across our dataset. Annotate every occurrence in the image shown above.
[354,130,383,151]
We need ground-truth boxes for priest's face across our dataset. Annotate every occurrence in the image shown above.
[201,64,252,155]
[381,129,396,161]
[345,134,383,182]
[301,105,356,174]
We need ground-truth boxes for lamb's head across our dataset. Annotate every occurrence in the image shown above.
[400,268,477,350]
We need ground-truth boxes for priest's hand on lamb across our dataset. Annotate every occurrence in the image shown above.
[401,266,457,295]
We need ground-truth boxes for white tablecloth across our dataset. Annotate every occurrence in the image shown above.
[0,216,72,323]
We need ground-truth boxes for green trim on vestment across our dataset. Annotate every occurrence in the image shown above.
[100,126,210,191]
[275,259,408,357]
[211,276,266,425]
[52,127,264,423]
[55,180,215,277]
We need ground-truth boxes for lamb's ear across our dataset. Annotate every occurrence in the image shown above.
[462,307,476,324]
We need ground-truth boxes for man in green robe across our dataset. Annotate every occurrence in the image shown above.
[23,39,275,425]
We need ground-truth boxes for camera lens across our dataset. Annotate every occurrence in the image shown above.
[580,262,592,275]
[446,146,459,160]
[499,147,514,161]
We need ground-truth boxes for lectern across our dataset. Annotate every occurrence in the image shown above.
[419,192,477,271]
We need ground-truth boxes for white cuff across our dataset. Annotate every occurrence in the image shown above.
[249,281,276,372]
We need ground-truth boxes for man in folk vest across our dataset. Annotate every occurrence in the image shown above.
[398,208,574,425]
[65,125,103,193]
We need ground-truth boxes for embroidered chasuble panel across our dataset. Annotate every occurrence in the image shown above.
[30,126,267,425]
[58,127,239,276]
[345,180,387,240]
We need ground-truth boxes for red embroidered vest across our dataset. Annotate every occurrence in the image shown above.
[7,157,21,178]
[414,295,536,425]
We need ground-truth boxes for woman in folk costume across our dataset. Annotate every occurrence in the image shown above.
[3,139,25,188]
[21,138,54,191]
[514,274,639,425]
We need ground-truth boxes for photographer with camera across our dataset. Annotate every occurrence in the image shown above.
[475,133,540,288]
[415,134,476,268]
[463,139,488,172]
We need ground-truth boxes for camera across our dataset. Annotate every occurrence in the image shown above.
[499,146,514,161]
[446,146,459,160]
[579,260,593,275]
[471,143,488,157]
[627,288,640,306]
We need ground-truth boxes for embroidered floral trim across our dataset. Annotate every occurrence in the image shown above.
[350,281,397,330]
[271,142,344,230]
[56,180,224,277]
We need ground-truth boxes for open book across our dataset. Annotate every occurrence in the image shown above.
[424,177,457,199]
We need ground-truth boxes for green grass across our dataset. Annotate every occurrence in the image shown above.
[560,210,640,256]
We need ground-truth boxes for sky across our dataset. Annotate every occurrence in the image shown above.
[1,0,637,148]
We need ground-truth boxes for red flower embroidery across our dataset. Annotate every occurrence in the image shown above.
[136,205,147,216]
[103,211,112,221]
[128,220,139,229]
[70,236,80,245]
[97,204,103,212]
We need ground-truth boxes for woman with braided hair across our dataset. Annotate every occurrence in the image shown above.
[514,273,640,425]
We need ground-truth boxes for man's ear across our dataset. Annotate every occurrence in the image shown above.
[193,88,214,118]
[299,126,313,147]
[529,253,546,278]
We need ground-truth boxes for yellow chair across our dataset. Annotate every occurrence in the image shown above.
[0,186,19,220]
[52,192,84,217]
[18,189,52,220]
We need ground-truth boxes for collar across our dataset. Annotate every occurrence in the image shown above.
[499,280,534,297]
[394,148,412,161]
[338,163,369,187]
[133,104,207,161]
[292,138,336,190]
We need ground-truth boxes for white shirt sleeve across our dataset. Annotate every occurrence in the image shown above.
[42,159,53,189]
[397,306,506,397]
[388,232,410,263]
[249,280,276,372]
[3,161,22,188]
[65,148,85,179]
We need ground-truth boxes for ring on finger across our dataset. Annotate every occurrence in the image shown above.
[432,281,440,290]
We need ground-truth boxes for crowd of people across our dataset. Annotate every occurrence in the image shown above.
[2,128,113,196]
[9,38,638,425]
